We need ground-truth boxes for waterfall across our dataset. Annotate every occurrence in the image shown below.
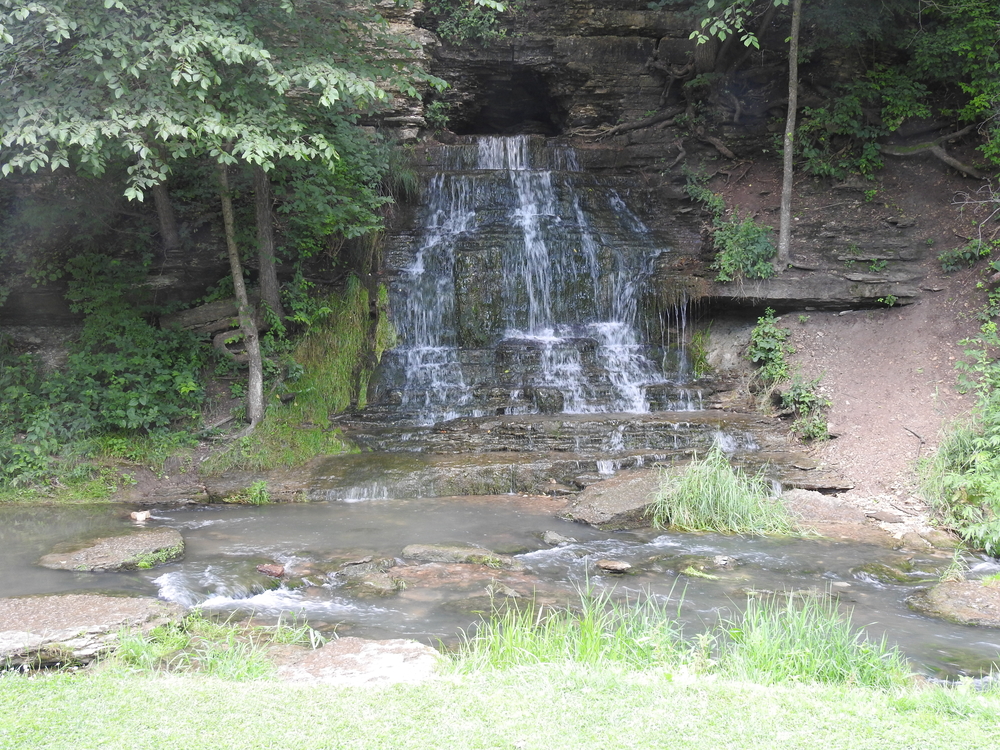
[387,135,693,424]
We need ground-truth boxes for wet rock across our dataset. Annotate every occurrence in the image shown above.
[783,489,899,547]
[340,572,403,598]
[0,594,183,668]
[852,560,937,585]
[900,531,934,551]
[401,543,518,569]
[908,581,1000,628]
[541,530,576,546]
[37,527,184,572]
[338,557,396,578]
[130,510,151,522]
[563,469,660,530]
[256,563,285,578]
[712,555,740,569]
[596,559,631,574]
[866,511,904,524]
[274,637,439,686]
[920,529,961,550]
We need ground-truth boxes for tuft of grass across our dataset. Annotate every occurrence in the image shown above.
[649,444,791,535]
[203,277,395,474]
[104,612,323,680]
[721,593,911,689]
[222,480,270,505]
[452,588,691,673]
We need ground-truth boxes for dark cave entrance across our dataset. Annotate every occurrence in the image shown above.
[451,67,567,136]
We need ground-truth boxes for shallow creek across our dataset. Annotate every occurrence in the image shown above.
[3,499,999,679]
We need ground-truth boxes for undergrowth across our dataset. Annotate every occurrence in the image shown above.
[684,168,776,282]
[922,284,1000,555]
[202,277,395,474]
[105,612,324,680]
[721,593,910,689]
[748,309,830,441]
[648,443,791,535]
[452,588,690,673]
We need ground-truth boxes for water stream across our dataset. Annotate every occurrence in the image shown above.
[3,501,999,678]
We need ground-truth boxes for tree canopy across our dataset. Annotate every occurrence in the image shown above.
[0,0,443,197]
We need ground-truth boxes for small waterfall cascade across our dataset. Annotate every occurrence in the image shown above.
[382,135,697,425]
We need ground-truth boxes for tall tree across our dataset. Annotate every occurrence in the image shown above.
[776,0,801,269]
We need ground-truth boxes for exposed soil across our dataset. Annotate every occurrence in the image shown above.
[708,150,991,542]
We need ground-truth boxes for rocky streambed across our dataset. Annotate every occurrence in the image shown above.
[3,486,999,680]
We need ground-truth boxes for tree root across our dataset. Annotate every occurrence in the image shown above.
[880,125,987,179]
[596,106,685,140]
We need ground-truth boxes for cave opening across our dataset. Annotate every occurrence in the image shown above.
[452,67,566,136]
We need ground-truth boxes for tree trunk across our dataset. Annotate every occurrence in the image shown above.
[151,182,181,254]
[777,0,802,271]
[217,162,265,429]
[253,164,285,321]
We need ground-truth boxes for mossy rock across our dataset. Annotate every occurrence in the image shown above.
[38,528,185,572]
[401,543,520,569]
[852,560,938,585]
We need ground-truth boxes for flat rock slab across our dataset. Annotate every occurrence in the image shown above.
[38,527,184,572]
[274,637,439,686]
[783,488,897,547]
[908,581,1000,628]
[562,469,660,529]
[401,543,517,568]
[0,594,183,667]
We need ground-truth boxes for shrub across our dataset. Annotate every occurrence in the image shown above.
[648,443,791,534]
[710,212,777,282]
[747,308,791,385]
[782,376,831,441]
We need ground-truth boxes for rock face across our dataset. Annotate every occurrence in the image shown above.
[0,594,183,667]
[37,527,184,572]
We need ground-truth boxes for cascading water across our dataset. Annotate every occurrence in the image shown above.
[387,135,695,424]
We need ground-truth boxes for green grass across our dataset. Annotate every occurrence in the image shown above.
[649,444,791,534]
[453,588,907,691]
[452,588,692,672]
[2,600,997,748]
[202,278,395,474]
[720,593,911,689]
[2,667,1000,749]
[101,612,323,680]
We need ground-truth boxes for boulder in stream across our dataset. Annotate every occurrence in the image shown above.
[401,543,519,569]
[562,469,660,530]
[907,581,1000,628]
[0,594,183,668]
[37,527,184,572]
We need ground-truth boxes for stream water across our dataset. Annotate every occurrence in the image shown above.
[3,501,1000,678]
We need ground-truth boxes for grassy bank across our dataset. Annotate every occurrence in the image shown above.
[3,594,998,748]
[2,667,999,750]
